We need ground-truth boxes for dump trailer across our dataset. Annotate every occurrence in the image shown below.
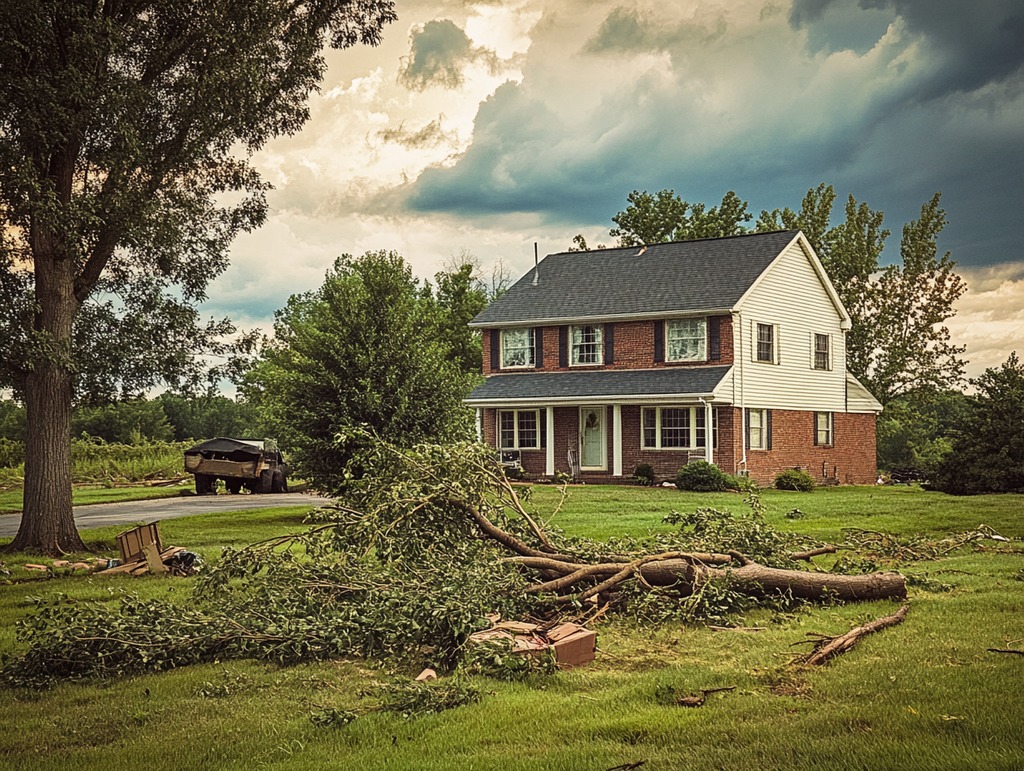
[184,437,289,495]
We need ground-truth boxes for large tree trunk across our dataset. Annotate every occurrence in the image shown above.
[514,556,906,603]
[637,559,907,601]
[6,232,86,555]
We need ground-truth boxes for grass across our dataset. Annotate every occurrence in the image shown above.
[1,484,1022,770]
[0,482,192,516]
[527,483,1024,542]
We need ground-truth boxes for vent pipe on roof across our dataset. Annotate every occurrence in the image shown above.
[637,245,647,256]
[532,242,539,286]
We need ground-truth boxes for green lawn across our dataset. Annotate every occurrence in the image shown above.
[0,482,191,516]
[1,484,1022,770]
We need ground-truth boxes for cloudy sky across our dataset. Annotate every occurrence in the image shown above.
[208,0,1024,380]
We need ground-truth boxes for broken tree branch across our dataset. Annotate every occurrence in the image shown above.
[675,685,737,707]
[789,546,838,561]
[798,604,910,666]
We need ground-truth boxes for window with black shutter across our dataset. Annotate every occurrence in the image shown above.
[653,320,664,362]
[604,323,614,365]
[558,326,568,368]
[709,317,721,361]
[535,327,544,368]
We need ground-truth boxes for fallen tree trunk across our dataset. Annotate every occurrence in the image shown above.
[511,554,906,602]
[798,604,910,665]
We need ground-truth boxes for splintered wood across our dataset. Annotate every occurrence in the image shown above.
[97,546,188,576]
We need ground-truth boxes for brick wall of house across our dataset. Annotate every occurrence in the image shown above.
[484,405,875,485]
[740,408,877,485]
[483,316,732,375]
[482,407,496,446]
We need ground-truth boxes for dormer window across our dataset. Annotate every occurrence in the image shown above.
[570,325,603,366]
[666,318,706,362]
[500,328,535,368]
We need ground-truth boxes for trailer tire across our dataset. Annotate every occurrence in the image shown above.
[258,469,273,494]
[271,470,287,493]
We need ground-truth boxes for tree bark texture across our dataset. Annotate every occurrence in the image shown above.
[513,556,906,603]
[800,604,910,665]
[7,235,86,554]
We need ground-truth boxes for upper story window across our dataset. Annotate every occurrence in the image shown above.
[570,325,603,366]
[756,323,776,363]
[501,328,535,369]
[813,333,831,371]
[666,318,706,362]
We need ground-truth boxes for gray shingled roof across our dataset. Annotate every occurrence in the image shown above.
[466,366,733,404]
[471,230,800,326]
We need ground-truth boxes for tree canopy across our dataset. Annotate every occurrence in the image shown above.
[931,353,1024,495]
[0,0,396,553]
[242,251,476,494]
[608,190,752,246]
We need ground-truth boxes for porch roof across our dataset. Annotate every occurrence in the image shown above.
[465,366,733,406]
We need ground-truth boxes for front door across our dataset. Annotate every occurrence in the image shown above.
[580,406,606,470]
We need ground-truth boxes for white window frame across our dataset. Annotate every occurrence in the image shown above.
[812,333,831,371]
[666,318,706,362]
[754,322,778,364]
[815,411,833,446]
[570,324,603,366]
[748,408,767,450]
[498,409,541,450]
[500,328,535,369]
[641,406,717,450]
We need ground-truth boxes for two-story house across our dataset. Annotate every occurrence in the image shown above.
[465,230,882,485]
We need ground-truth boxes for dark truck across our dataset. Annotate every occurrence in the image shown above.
[184,437,289,495]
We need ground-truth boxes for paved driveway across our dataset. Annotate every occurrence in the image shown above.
[0,492,327,537]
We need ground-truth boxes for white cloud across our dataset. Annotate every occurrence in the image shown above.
[949,263,1024,381]
[200,0,1023,385]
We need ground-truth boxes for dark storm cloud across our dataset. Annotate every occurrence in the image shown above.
[790,0,1024,97]
[405,79,681,220]
[399,19,475,90]
[403,2,1024,267]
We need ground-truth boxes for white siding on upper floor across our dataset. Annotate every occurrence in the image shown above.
[732,238,848,412]
[846,374,883,413]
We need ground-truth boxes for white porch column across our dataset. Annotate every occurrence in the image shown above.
[545,406,555,476]
[475,408,482,443]
[613,404,623,477]
[704,400,714,463]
